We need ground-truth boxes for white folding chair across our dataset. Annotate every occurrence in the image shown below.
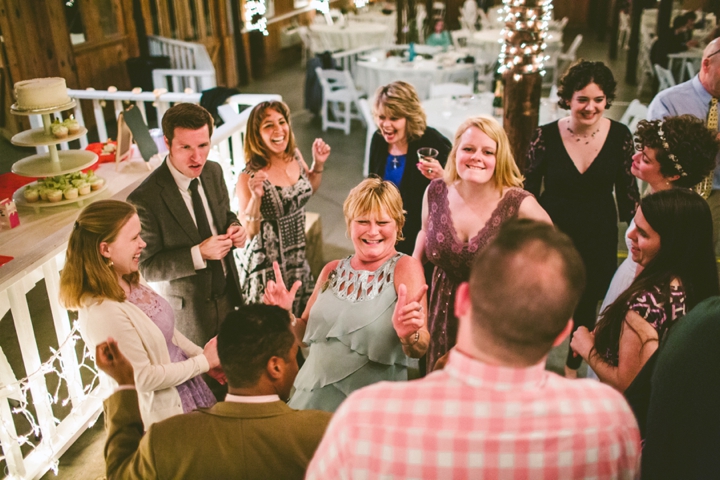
[618,11,630,51]
[637,36,656,95]
[358,98,376,177]
[432,1,446,19]
[475,60,496,93]
[654,64,677,92]
[297,26,316,66]
[450,29,471,48]
[429,82,473,98]
[619,99,648,133]
[315,67,366,134]
[416,6,428,43]
[553,34,583,86]
[686,61,696,80]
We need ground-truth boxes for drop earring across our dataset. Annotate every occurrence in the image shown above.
[107,260,114,268]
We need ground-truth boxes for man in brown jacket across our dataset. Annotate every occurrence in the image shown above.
[97,304,331,480]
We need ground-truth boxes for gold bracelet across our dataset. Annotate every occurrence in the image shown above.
[400,331,420,346]
[312,168,324,173]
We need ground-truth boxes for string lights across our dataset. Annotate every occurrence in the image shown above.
[244,0,269,36]
[0,325,100,478]
[497,0,554,82]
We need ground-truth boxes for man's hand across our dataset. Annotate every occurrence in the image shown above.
[96,338,135,386]
[199,235,233,260]
[226,224,248,248]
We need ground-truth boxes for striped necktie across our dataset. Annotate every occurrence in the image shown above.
[694,98,718,198]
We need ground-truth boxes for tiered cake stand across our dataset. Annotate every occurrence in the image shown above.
[10,100,106,213]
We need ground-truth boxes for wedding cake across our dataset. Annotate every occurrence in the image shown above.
[14,77,71,110]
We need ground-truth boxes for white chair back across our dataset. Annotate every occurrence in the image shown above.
[619,99,648,133]
[450,29,471,48]
[432,1,446,19]
[417,7,428,43]
[429,82,473,98]
[315,67,365,134]
[654,64,676,91]
[686,62,696,79]
[564,34,583,61]
[358,98,376,177]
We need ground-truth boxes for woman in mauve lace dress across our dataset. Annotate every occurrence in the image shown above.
[413,116,551,372]
[60,200,220,428]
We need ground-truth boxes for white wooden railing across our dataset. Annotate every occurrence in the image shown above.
[0,91,280,479]
[147,36,216,92]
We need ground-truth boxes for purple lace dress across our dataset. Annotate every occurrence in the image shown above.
[425,180,530,371]
[127,284,216,413]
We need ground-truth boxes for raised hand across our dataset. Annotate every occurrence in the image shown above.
[392,283,428,340]
[248,171,268,199]
[262,261,302,311]
[312,139,331,166]
[96,338,135,386]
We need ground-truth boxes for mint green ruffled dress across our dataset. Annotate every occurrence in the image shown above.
[288,253,408,412]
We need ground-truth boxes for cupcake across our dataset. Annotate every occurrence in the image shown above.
[77,182,91,196]
[51,120,68,139]
[90,178,105,191]
[23,187,39,203]
[63,116,81,135]
[46,189,63,202]
[63,187,78,200]
[39,187,49,201]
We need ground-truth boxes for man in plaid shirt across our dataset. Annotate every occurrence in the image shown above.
[306,219,641,479]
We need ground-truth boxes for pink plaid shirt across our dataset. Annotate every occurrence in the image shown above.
[306,349,640,479]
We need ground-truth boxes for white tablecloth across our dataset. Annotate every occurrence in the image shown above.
[309,23,390,52]
[350,10,397,28]
[423,93,565,140]
[355,53,476,99]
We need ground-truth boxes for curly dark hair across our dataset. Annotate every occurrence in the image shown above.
[634,115,719,188]
[557,60,617,110]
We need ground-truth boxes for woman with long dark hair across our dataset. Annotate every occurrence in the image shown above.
[570,189,719,392]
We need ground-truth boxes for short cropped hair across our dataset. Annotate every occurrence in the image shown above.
[244,101,298,171]
[372,81,427,142]
[443,116,524,190]
[469,219,586,364]
[343,176,406,242]
[217,305,296,388]
[161,103,214,144]
[557,60,617,109]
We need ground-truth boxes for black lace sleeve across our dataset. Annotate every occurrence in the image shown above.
[615,125,640,223]
[523,127,546,196]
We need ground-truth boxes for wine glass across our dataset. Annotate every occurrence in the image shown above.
[417,147,439,164]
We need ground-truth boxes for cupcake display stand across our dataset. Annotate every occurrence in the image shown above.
[10,100,106,213]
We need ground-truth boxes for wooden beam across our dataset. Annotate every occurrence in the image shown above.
[625,0,642,84]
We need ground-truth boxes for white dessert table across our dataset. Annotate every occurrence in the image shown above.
[309,23,390,52]
[355,52,476,99]
[423,93,565,140]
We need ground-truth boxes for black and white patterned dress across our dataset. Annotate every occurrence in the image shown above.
[235,158,315,316]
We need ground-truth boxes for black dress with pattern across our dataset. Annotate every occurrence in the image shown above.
[525,120,640,369]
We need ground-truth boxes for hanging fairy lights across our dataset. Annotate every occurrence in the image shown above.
[0,325,100,477]
[497,0,554,82]
[244,0,269,36]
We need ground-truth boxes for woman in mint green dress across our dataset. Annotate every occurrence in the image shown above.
[264,178,429,412]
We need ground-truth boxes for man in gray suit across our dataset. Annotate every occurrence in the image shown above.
[98,304,332,480]
[128,103,246,345]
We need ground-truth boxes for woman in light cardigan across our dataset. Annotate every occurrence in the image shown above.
[59,200,220,427]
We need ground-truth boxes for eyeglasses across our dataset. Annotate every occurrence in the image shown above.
[707,49,720,60]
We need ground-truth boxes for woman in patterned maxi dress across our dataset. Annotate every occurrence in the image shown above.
[236,101,331,316]
[413,116,551,372]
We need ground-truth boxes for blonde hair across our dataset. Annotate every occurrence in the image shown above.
[343,177,406,243]
[244,101,298,171]
[372,81,427,142]
[443,116,524,189]
[59,200,140,310]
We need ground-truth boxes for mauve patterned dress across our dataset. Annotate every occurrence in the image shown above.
[127,284,216,413]
[425,179,530,371]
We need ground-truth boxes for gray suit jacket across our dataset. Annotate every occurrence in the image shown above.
[105,390,332,480]
[128,159,240,343]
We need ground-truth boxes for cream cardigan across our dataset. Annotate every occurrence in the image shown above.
[79,292,210,427]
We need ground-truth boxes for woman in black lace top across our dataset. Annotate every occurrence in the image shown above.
[570,190,718,392]
[525,60,640,378]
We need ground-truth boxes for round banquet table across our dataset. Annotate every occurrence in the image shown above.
[309,23,390,52]
[423,93,565,140]
[349,10,397,28]
[355,53,476,100]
